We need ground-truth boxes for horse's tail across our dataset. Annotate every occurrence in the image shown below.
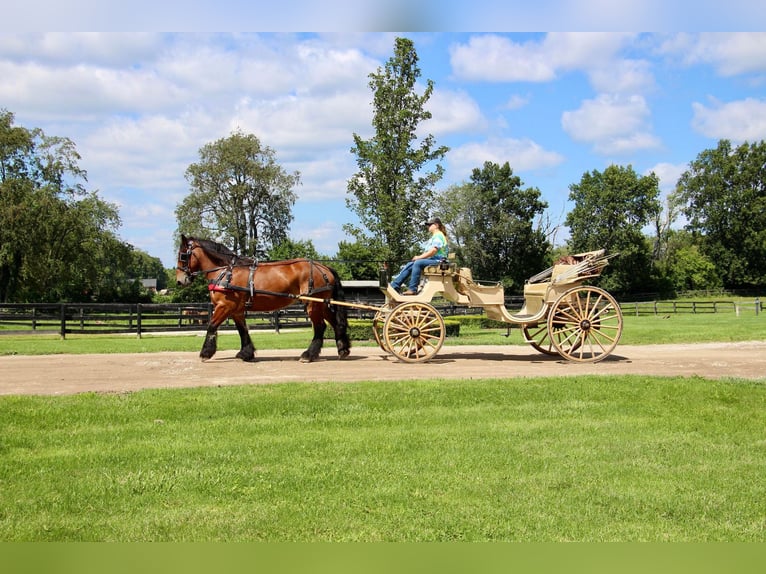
[328,266,351,357]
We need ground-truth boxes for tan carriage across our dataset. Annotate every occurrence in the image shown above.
[370,250,623,363]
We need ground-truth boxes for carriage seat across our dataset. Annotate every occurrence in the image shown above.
[423,253,456,276]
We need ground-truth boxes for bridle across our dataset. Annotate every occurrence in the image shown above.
[176,241,199,278]
[177,240,232,281]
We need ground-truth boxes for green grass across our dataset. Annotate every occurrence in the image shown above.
[1,376,765,541]
[0,310,764,355]
[2,308,765,542]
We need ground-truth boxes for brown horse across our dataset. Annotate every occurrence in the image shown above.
[176,235,351,363]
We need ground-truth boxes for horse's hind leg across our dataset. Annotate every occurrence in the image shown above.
[325,303,351,359]
[300,303,326,363]
[234,312,256,362]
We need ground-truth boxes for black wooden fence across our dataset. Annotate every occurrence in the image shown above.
[0,303,315,338]
[1,296,760,338]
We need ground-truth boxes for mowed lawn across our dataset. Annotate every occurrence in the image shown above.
[1,374,765,541]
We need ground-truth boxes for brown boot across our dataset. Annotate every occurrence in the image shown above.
[402,289,417,296]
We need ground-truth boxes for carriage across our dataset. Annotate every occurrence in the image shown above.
[176,236,623,365]
[369,249,623,363]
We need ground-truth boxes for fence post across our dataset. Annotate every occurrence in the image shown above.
[137,304,143,338]
[60,304,66,339]
[757,298,761,316]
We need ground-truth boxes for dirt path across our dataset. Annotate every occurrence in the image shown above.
[1,341,765,395]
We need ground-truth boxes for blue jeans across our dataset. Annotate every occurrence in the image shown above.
[390,258,441,292]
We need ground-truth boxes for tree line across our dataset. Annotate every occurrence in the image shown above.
[2,37,765,304]
[0,109,167,303]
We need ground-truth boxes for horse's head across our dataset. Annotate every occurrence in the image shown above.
[176,234,199,286]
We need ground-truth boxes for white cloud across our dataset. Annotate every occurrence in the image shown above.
[449,33,641,89]
[661,32,766,77]
[691,98,766,142]
[421,88,487,136]
[449,35,558,82]
[588,58,655,95]
[645,162,686,193]
[561,94,661,154]
[448,138,564,180]
[504,94,530,110]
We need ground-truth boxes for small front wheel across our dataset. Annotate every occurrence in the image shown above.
[383,302,445,363]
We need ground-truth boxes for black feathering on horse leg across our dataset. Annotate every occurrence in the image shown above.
[200,329,217,361]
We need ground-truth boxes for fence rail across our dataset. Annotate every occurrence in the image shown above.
[2,296,761,338]
[619,299,762,316]
[0,303,315,338]
[0,300,495,338]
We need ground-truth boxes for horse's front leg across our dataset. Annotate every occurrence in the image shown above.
[233,311,256,362]
[200,303,228,361]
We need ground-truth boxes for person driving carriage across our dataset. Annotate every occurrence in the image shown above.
[390,217,449,295]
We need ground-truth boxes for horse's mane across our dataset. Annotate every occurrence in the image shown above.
[190,237,239,266]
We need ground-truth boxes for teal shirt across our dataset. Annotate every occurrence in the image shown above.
[429,231,448,259]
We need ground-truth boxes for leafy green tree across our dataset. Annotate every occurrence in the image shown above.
[566,164,661,295]
[345,37,449,266]
[658,230,722,292]
[333,239,383,281]
[0,109,133,302]
[268,238,321,261]
[177,130,299,257]
[126,248,167,291]
[438,162,550,289]
[677,139,766,289]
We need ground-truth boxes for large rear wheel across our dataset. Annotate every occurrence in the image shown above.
[547,286,623,362]
[521,322,559,355]
[383,302,445,363]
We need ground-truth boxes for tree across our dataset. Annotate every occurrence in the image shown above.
[268,238,321,261]
[437,162,549,289]
[677,139,766,289]
[333,239,384,281]
[566,164,661,295]
[657,230,722,292]
[0,109,131,302]
[176,130,299,257]
[345,37,449,266]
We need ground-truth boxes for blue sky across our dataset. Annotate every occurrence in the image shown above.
[3,6,766,267]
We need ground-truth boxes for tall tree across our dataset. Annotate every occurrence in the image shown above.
[345,37,449,265]
[566,164,661,295]
[677,139,766,289]
[177,130,299,257]
[438,162,549,289]
[0,110,130,302]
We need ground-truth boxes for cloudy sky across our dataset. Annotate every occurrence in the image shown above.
[3,6,766,267]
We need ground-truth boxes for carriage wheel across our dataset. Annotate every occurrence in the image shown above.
[521,322,561,355]
[372,309,391,352]
[383,302,445,363]
[547,286,623,363]
[523,307,584,356]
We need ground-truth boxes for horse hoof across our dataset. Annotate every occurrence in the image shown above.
[338,350,350,360]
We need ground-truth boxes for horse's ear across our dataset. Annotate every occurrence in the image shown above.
[180,233,187,243]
